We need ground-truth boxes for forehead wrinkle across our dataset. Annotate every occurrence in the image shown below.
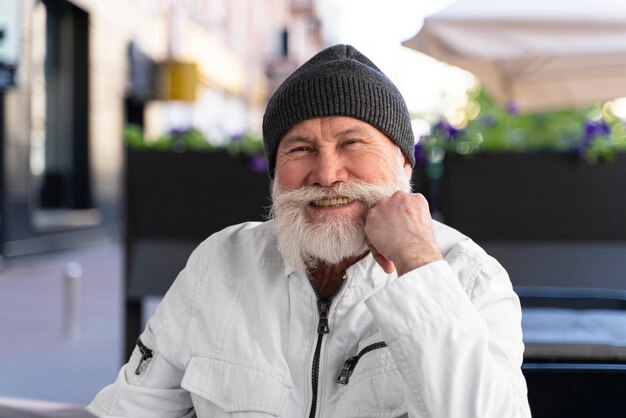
[333,126,373,138]
[318,117,373,137]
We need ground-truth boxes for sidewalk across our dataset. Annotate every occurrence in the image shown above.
[0,241,123,406]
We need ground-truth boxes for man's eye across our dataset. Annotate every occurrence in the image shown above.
[343,139,361,146]
[290,146,312,153]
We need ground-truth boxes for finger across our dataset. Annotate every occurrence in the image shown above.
[367,242,395,274]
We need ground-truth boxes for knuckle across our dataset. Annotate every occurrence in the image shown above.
[412,193,429,207]
[412,192,426,201]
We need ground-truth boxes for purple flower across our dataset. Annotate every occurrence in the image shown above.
[582,120,612,151]
[505,101,519,115]
[230,133,244,142]
[584,120,599,138]
[169,127,187,137]
[598,121,611,136]
[413,143,427,166]
[584,120,611,138]
[577,119,612,159]
[248,155,268,173]
[435,120,462,141]
[479,115,497,128]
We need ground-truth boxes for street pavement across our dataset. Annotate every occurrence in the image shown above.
[0,242,123,407]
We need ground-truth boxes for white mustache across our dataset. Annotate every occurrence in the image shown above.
[271,181,400,212]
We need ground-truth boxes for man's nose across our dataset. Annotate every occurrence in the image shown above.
[308,153,348,186]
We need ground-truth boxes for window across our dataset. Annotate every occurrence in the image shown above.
[30,0,98,228]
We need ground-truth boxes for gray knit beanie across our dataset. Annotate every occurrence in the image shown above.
[262,44,415,178]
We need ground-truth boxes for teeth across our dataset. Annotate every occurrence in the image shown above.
[313,197,354,207]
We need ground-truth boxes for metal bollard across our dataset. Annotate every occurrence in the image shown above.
[64,262,83,339]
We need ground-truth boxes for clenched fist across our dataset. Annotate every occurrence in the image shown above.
[364,191,443,276]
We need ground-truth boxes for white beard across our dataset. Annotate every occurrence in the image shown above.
[270,165,412,272]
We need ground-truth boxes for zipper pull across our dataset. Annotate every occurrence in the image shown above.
[318,300,330,334]
[336,356,358,385]
[336,341,388,385]
[135,338,154,375]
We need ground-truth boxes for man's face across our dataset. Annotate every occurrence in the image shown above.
[274,116,412,223]
[270,116,413,271]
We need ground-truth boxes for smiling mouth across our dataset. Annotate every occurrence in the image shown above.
[311,197,355,207]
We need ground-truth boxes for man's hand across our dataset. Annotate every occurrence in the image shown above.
[364,191,443,276]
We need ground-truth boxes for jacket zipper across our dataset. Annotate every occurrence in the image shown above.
[308,279,344,418]
[309,297,331,418]
[134,337,154,375]
[336,341,388,385]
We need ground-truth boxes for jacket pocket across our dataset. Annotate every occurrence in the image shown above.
[335,344,407,418]
[181,352,292,417]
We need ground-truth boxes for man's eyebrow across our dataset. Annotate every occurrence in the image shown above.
[279,135,314,148]
[280,126,372,148]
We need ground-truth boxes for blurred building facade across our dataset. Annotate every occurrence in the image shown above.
[0,0,323,264]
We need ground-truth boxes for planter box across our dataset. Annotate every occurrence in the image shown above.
[125,149,271,294]
[440,152,626,241]
[126,149,271,242]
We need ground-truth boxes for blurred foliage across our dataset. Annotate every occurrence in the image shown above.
[225,132,266,157]
[123,124,265,156]
[421,88,626,164]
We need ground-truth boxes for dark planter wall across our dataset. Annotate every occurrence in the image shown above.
[440,152,626,241]
[126,149,271,242]
[125,148,272,297]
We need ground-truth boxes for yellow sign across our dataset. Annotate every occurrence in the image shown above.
[157,60,198,101]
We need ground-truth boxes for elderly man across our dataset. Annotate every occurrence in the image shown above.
[88,45,531,418]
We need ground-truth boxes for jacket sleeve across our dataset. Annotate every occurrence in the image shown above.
[87,242,209,418]
[365,242,531,418]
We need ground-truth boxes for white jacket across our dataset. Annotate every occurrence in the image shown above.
[88,220,531,418]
